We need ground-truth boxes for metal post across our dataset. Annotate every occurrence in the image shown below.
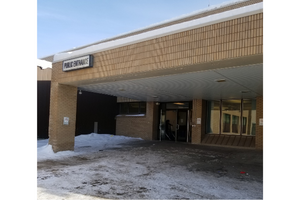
[219,100,222,134]
[240,99,243,135]
[187,110,190,143]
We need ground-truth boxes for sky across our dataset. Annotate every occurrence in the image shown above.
[37,0,228,58]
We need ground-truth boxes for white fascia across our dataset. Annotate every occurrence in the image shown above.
[53,2,263,63]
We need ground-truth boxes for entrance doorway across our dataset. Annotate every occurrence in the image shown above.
[159,102,191,142]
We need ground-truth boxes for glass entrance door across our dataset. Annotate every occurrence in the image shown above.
[177,110,187,142]
[159,102,191,142]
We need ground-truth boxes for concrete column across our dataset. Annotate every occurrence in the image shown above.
[255,96,263,150]
[48,82,78,152]
[191,99,203,144]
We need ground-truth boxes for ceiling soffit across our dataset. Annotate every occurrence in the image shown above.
[77,62,263,102]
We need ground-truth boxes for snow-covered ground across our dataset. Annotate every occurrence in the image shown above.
[37,133,263,199]
[37,133,142,161]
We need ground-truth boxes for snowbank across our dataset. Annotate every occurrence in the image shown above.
[37,133,142,161]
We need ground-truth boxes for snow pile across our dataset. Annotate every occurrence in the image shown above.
[37,59,52,69]
[37,133,142,161]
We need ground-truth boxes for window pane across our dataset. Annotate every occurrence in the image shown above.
[128,103,139,114]
[223,113,231,132]
[119,103,128,114]
[206,101,220,134]
[140,103,146,114]
[242,100,256,135]
[222,100,241,135]
[232,115,239,133]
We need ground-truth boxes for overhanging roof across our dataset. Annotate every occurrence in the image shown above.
[53,2,263,62]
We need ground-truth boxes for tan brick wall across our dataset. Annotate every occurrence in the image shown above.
[48,82,78,152]
[191,99,203,144]
[255,96,263,149]
[52,13,263,85]
[116,102,158,140]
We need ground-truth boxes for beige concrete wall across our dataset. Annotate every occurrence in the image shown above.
[37,67,52,81]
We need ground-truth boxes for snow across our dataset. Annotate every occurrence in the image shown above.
[37,59,52,68]
[53,2,263,62]
[38,133,263,199]
[37,133,142,161]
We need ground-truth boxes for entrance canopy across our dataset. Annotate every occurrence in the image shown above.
[76,61,262,102]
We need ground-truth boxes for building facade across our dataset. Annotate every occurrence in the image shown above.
[41,0,263,152]
[37,64,117,139]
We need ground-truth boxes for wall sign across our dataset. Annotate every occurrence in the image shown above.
[62,55,93,72]
[63,117,69,125]
[197,118,201,124]
[259,118,263,126]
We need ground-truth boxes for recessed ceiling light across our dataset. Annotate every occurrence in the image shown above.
[214,79,226,82]
[152,96,158,98]
[240,90,250,93]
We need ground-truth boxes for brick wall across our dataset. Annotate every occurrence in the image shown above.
[48,82,78,152]
[255,96,263,149]
[52,13,263,85]
[191,99,203,144]
[116,102,158,140]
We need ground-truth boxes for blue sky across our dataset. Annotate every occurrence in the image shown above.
[37,0,227,58]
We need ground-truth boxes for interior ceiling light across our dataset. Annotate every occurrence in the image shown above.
[174,102,184,105]
[214,79,226,82]
[119,88,125,91]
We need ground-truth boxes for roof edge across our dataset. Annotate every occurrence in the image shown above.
[53,2,263,63]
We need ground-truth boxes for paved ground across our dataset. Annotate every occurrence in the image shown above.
[37,140,263,199]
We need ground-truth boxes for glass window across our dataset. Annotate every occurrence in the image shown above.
[222,100,241,135]
[223,113,231,133]
[232,115,239,133]
[140,103,146,114]
[128,102,139,114]
[242,99,256,135]
[119,103,128,114]
[206,99,256,135]
[118,102,146,115]
[206,101,220,134]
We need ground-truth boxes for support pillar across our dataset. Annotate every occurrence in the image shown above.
[191,99,204,144]
[48,82,78,152]
[255,96,263,150]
